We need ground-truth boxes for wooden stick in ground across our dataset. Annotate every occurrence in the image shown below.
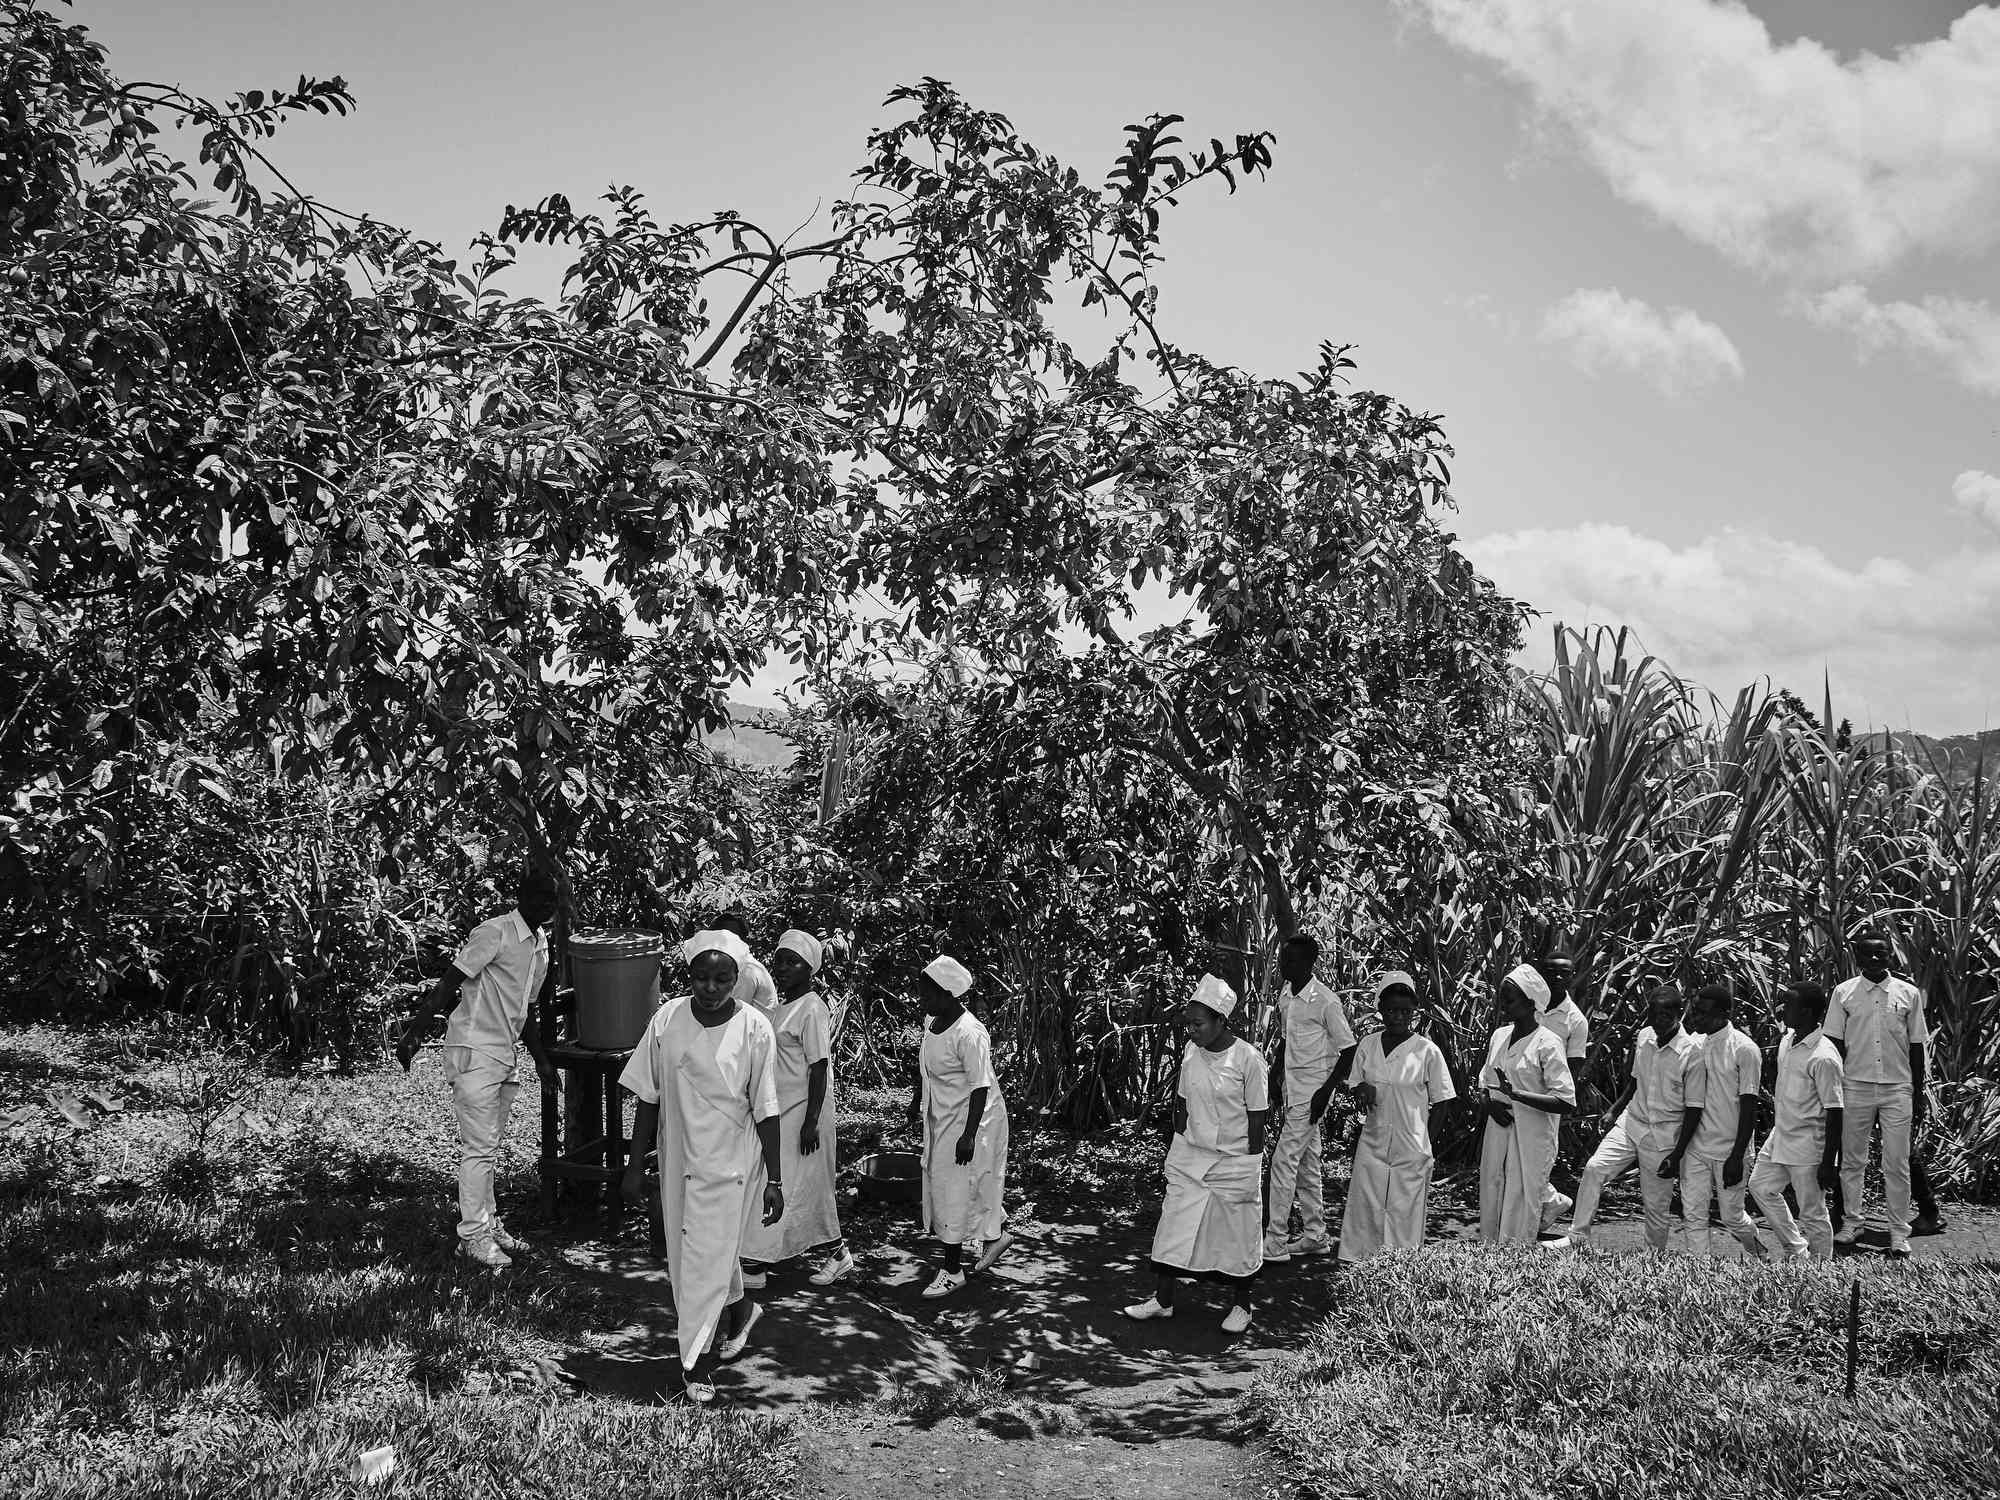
[1845,1278,1861,1399]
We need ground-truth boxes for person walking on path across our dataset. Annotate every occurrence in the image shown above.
[1549,985,1702,1253]
[1750,982,1845,1262]
[619,930,784,1404]
[395,864,559,1269]
[910,955,1013,1298]
[1126,974,1269,1332]
[1338,971,1456,1263]
[1262,934,1356,1262]
[1478,965,1576,1243]
[1681,983,1766,1259]
[1532,940,1592,1232]
[1826,929,1930,1258]
[740,929,853,1288]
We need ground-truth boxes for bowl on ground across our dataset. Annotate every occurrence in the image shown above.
[852,1150,922,1205]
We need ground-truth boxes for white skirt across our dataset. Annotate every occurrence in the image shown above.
[1150,1135,1263,1278]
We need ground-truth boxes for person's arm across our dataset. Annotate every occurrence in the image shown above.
[802,1058,829,1154]
[1600,1075,1637,1129]
[1173,1097,1189,1137]
[1724,1094,1758,1186]
[1911,1042,1928,1132]
[1495,1076,1577,1115]
[1818,1106,1844,1193]
[754,1114,785,1224]
[520,1004,556,1091]
[396,964,475,1069]
[800,1000,832,1154]
[1660,1106,1703,1176]
[1247,1108,1268,1156]
[956,1087,987,1164]
[621,1100,661,1203]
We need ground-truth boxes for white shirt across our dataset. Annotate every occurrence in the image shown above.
[920,1009,1000,1135]
[1766,1028,1844,1167]
[1823,974,1928,1086]
[1273,976,1356,1089]
[1686,1023,1762,1162]
[1351,1032,1456,1163]
[770,990,832,1112]
[1537,998,1591,1061]
[443,910,548,1063]
[1178,1037,1270,1157]
[735,954,780,1018]
[1478,1024,1574,1105]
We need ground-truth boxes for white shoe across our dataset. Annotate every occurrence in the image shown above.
[975,1231,1017,1272]
[809,1250,857,1286]
[1287,1236,1332,1258]
[1539,1236,1573,1251]
[490,1224,530,1255]
[1261,1237,1292,1263]
[1833,1224,1862,1246]
[1220,1305,1253,1334]
[740,1266,768,1290]
[921,1269,967,1299]
[718,1302,762,1361]
[684,1379,717,1404]
[1123,1297,1175,1321]
[458,1239,513,1269]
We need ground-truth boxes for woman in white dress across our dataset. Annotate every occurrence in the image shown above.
[617,930,782,1403]
[740,929,853,1287]
[1338,971,1457,1263]
[910,955,1013,1298]
[1125,974,1269,1334]
[1477,963,1577,1243]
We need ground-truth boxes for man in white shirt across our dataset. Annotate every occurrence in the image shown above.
[397,865,560,1268]
[1681,983,1765,1259]
[1749,982,1844,1261]
[1261,934,1356,1261]
[1824,929,1929,1258]
[1532,942,1591,1232]
[1548,985,1702,1252]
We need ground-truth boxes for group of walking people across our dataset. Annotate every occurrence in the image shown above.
[401,866,1937,1401]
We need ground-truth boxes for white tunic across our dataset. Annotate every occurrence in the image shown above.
[1477,1023,1574,1243]
[1151,1038,1270,1277]
[741,990,842,1261]
[619,998,778,1370]
[1339,1032,1456,1262]
[920,1009,1009,1245]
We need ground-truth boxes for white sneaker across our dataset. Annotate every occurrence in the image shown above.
[809,1250,857,1286]
[718,1302,763,1361]
[974,1231,1017,1272]
[1833,1224,1862,1246]
[921,1269,967,1299]
[1287,1236,1332,1258]
[1539,1236,1573,1251]
[491,1224,530,1255]
[1220,1305,1253,1334]
[1123,1297,1174,1321]
[1261,1236,1292,1263]
[458,1239,513,1270]
[740,1265,768,1290]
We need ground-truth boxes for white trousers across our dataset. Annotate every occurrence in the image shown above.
[444,1045,520,1244]
[1680,1150,1762,1258]
[1750,1155,1833,1261]
[1265,1097,1325,1241]
[1569,1117,1675,1251]
[1839,1080,1913,1249]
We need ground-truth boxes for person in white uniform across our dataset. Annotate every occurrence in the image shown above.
[1750,982,1845,1262]
[1126,974,1269,1332]
[1531,941,1591,1232]
[1550,985,1703,1252]
[618,930,783,1404]
[683,911,779,1019]
[1262,934,1357,1261]
[1338,971,1456,1263]
[1680,983,1766,1259]
[740,929,853,1287]
[910,955,1012,1297]
[1478,964,1576,1243]
[395,864,559,1269]
[1825,929,1929,1258]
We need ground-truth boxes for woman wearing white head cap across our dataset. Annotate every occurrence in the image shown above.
[1337,972,1457,1263]
[740,929,853,1287]
[911,954,1012,1297]
[1477,964,1577,1243]
[1125,974,1269,1334]
[618,929,782,1403]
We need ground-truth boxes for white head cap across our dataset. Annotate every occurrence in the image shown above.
[1504,962,1551,1008]
[1190,973,1239,1020]
[683,930,751,972]
[1374,970,1417,1002]
[923,955,974,997]
[778,929,825,973]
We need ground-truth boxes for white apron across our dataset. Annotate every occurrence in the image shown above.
[741,990,842,1261]
[618,998,778,1369]
[1151,1038,1269,1277]
[1476,1023,1574,1244]
[1339,1032,1456,1262]
[920,1009,1009,1245]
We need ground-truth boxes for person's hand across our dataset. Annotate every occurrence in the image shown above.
[536,1060,559,1095]
[620,1165,648,1207]
[762,1183,785,1225]
[394,1017,424,1073]
[1722,1154,1745,1189]
[800,1116,821,1156]
[1817,1160,1840,1195]
[1353,1082,1378,1111]
[1492,1068,1516,1098]
[1656,1153,1680,1179]
[1484,1095,1515,1126]
[955,1133,975,1166]
[1309,1089,1333,1126]
[1598,1109,1619,1133]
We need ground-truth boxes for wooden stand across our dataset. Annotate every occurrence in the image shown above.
[537,1040,664,1255]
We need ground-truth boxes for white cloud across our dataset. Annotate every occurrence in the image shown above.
[1403,0,2000,281]
[1954,470,2000,530]
[1538,288,1744,395]
[1462,521,2000,732]
[1798,285,2000,394]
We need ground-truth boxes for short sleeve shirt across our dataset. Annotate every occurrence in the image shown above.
[1624,1028,1702,1151]
[1686,1024,1762,1161]
[1478,1024,1575,1104]
[443,909,548,1063]
[770,990,832,1111]
[1275,977,1357,1089]
[1766,1028,1845,1166]
[1824,975,1928,1085]
[1537,998,1591,1062]
[1178,1037,1270,1156]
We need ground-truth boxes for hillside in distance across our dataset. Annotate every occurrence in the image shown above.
[703,704,796,770]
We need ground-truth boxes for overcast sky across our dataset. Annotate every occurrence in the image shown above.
[71,0,2000,732]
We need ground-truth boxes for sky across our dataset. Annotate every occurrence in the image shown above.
[65,0,2000,732]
